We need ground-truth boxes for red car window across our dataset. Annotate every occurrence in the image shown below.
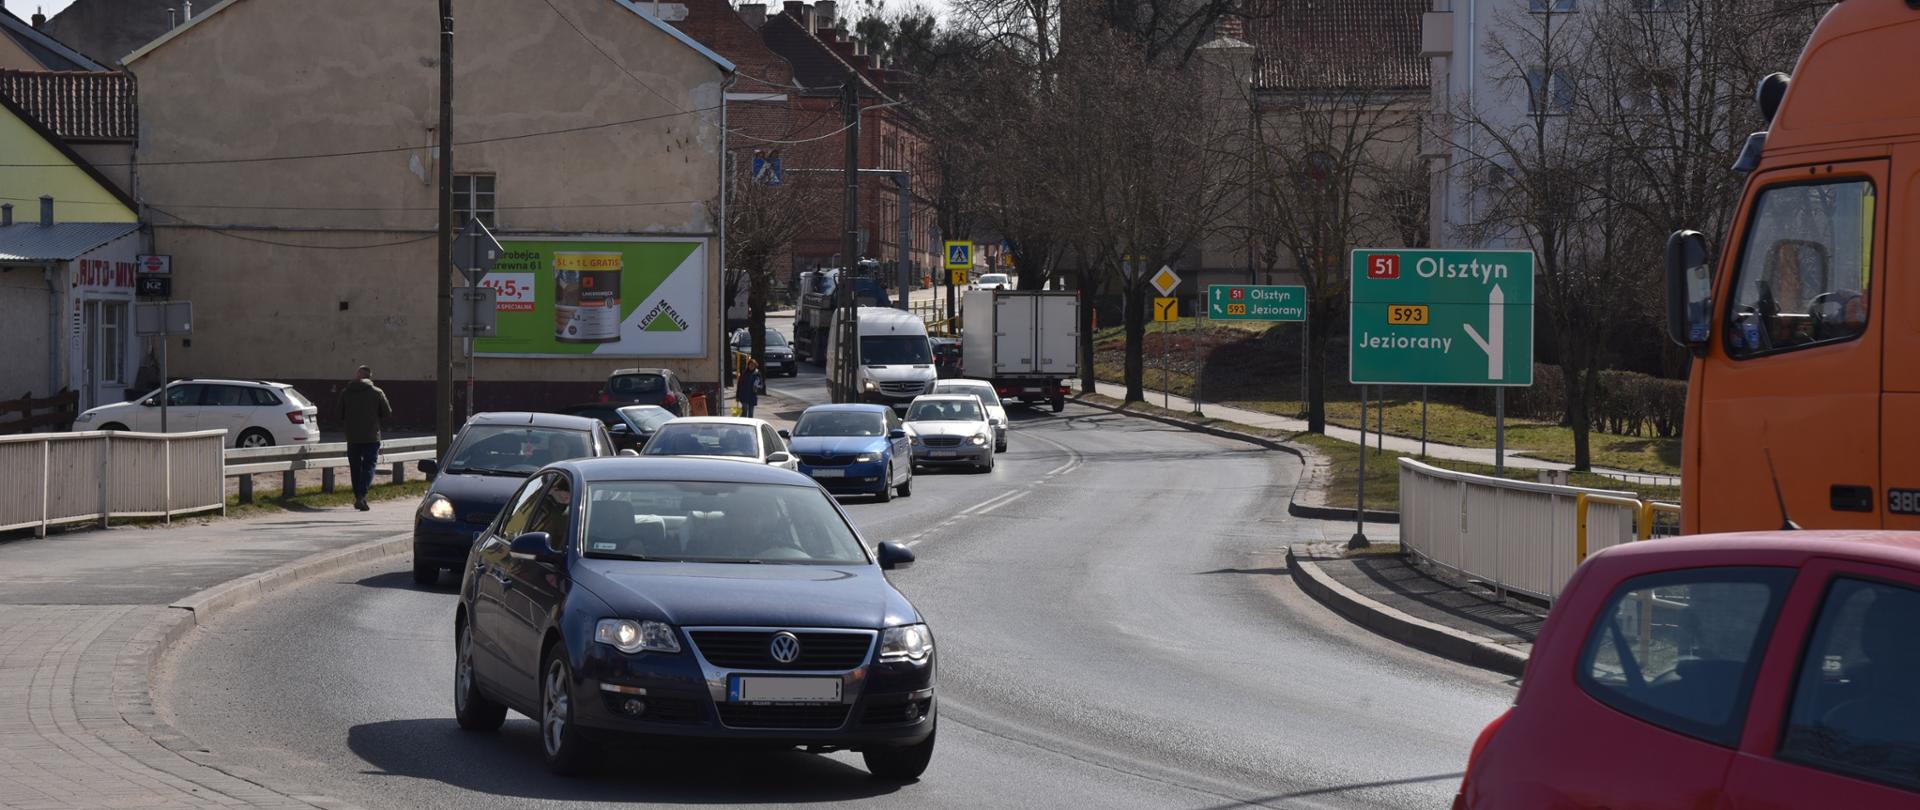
[1576,567,1797,747]
[1776,577,1920,794]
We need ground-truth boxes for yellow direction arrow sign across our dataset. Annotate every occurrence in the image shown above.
[1153,297,1178,322]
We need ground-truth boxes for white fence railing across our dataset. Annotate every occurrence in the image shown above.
[0,429,227,536]
[1399,457,1644,603]
[224,437,438,502]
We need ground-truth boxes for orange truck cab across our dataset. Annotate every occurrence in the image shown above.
[1666,1,1920,535]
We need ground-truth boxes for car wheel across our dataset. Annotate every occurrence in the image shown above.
[453,619,506,731]
[897,469,913,498]
[863,723,935,781]
[237,428,274,448]
[99,422,128,432]
[541,652,593,776]
[876,463,894,503]
[1051,396,1065,413]
[996,440,1008,453]
[412,560,438,586]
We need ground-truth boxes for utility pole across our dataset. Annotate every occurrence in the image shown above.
[835,77,861,403]
[433,0,455,457]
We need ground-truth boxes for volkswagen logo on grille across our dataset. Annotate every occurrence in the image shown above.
[769,631,801,664]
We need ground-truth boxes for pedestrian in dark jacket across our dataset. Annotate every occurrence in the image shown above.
[736,359,761,418]
[337,366,392,511]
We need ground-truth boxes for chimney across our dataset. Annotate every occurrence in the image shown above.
[183,0,193,20]
[30,9,44,28]
[739,3,766,29]
[167,7,177,28]
[39,195,53,227]
[2,204,12,227]
[815,0,836,27]
[781,1,804,24]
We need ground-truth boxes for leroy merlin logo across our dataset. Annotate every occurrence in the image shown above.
[639,301,689,333]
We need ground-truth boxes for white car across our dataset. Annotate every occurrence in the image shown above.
[976,273,1011,291]
[931,378,1008,452]
[903,394,996,473]
[639,416,798,470]
[73,379,321,448]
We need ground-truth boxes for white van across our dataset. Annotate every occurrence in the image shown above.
[825,306,937,408]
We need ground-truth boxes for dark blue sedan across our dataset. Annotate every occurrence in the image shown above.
[788,404,913,501]
[451,458,936,779]
[411,412,615,585]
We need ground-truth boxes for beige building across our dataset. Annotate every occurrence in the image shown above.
[126,0,734,427]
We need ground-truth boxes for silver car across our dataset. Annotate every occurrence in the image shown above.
[903,395,996,473]
[931,379,1008,452]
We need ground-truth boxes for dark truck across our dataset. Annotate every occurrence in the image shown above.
[794,261,892,364]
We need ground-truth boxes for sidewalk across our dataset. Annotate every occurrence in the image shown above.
[1088,381,1677,487]
[0,503,413,809]
[1287,543,1545,676]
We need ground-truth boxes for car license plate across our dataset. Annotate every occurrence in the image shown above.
[811,469,845,478]
[930,450,956,458]
[728,676,841,703]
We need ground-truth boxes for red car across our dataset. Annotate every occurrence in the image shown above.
[1456,532,1920,809]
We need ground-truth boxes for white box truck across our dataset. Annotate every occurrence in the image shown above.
[960,290,1079,413]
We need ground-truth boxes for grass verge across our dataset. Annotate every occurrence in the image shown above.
[221,480,430,520]
[1079,393,1679,513]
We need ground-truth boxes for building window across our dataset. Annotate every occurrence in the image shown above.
[1529,0,1576,11]
[1527,68,1577,116]
[453,174,496,230]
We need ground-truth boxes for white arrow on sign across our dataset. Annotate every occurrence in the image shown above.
[1462,284,1504,381]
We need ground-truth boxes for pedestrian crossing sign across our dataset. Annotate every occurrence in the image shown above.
[944,241,972,271]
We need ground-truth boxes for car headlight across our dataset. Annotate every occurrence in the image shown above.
[879,623,934,663]
[864,379,877,392]
[74,411,95,423]
[594,619,682,654]
[420,494,455,521]
[855,453,878,463]
[969,433,988,446]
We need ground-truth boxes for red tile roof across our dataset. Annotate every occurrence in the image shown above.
[1244,0,1428,92]
[0,70,136,141]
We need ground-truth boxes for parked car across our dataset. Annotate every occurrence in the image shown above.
[601,368,690,416]
[1454,531,1920,809]
[788,404,913,501]
[411,412,615,585]
[71,378,319,449]
[902,395,995,473]
[730,328,799,378]
[974,272,1011,291]
[931,379,1008,452]
[554,404,674,453]
[640,417,797,471]
[928,336,964,379]
[450,458,935,778]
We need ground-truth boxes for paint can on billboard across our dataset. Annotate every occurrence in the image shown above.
[553,251,622,343]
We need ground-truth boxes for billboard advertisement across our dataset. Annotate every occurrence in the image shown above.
[473,237,708,358]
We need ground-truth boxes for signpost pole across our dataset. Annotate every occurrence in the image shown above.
[1377,392,1384,454]
[1421,386,1428,457]
[1351,383,1369,549]
[1191,320,1203,417]
[1162,316,1169,410]
[159,332,169,433]
[1495,388,1506,474]
[464,337,474,420]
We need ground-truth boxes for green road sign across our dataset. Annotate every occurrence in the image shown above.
[1348,249,1534,386]
[1207,284,1306,322]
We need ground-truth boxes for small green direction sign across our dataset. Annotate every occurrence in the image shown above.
[1349,249,1535,387]
[1207,285,1306,322]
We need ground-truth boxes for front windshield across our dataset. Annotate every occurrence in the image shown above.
[906,399,982,422]
[618,406,674,431]
[642,423,760,458]
[861,335,932,365]
[447,426,594,475]
[981,274,1008,285]
[582,481,869,564]
[936,383,997,406]
[794,411,887,438]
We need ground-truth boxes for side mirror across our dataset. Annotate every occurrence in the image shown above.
[877,541,916,570]
[777,429,792,440]
[142,397,157,407]
[608,423,632,435]
[619,448,640,457]
[508,532,564,564]
[766,451,793,465]
[417,459,439,477]
[1665,230,1714,352]
[888,428,907,440]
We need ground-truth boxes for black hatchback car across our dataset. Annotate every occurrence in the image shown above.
[450,458,936,779]
[412,412,615,585]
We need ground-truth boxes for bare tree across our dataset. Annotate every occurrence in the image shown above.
[724,150,836,368]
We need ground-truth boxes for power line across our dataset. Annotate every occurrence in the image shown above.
[146,205,440,250]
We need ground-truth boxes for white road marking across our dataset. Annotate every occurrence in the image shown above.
[963,490,1022,514]
[974,490,1031,514]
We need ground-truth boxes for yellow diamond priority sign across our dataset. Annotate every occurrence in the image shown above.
[1149,265,1181,296]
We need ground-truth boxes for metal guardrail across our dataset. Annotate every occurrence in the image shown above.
[1399,457,1642,603]
[223,437,437,503]
[1,429,227,536]
[1575,495,1683,560]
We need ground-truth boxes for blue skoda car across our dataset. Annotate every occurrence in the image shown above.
[787,404,913,501]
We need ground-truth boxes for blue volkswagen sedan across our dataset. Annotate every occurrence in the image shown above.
[788,404,913,501]
[451,458,936,779]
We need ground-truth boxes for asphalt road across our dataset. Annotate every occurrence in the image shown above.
[157,395,1515,810]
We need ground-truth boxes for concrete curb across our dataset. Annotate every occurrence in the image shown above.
[115,532,413,809]
[1070,395,1400,524]
[1285,546,1528,678]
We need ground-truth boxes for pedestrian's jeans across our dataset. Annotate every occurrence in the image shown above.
[740,401,756,417]
[347,442,380,499]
